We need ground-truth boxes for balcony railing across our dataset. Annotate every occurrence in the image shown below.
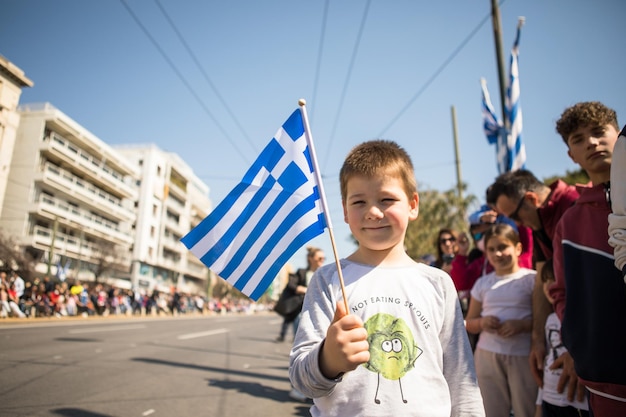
[31,225,132,266]
[44,131,135,197]
[39,162,135,222]
[36,193,133,245]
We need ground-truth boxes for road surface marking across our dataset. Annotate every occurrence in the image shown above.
[68,324,146,334]
[177,328,228,340]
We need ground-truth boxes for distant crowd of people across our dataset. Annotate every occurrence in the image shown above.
[0,270,262,319]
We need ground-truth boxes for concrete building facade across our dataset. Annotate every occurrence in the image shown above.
[0,55,33,218]
[0,103,139,288]
[114,144,212,295]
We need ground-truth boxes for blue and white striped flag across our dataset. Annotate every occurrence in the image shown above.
[181,108,326,301]
[505,18,526,172]
[481,78,507,175]
[481,18,526,174]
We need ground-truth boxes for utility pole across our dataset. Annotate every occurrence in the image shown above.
[490,0,509,131]
[450,106,463,200]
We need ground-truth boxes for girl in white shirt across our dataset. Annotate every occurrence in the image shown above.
[465,223,536,417]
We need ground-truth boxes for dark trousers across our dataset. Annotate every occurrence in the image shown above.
[542,401,589,417]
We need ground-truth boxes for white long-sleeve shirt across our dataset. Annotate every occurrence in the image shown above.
[289,259,485,417]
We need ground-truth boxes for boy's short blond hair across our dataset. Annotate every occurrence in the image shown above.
[555,101,619,144]
[339,140,417,202]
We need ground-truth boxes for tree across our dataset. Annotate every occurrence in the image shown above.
[0,230,35,280]
[404,184,477,261]
[543,168,589,186]
[90,241,130,283]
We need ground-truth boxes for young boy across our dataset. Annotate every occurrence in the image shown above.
[549,102,626,416]
[539,259,589,417]
[289,140,484,416]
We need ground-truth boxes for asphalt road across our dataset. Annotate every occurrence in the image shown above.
[0,313,312,417]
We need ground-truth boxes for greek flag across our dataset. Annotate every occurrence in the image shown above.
[181,108,326,300]
[481,18,526,174]
[481,78,507,175]
[505,19,526,172]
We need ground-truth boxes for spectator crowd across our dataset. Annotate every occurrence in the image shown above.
[0,270,262,319]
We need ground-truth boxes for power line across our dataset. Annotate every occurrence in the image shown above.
[118,0,252,165]
[196,174,244,182]
[153,0,257,153]
[376,9,493,137]
[322,0,371,173]
[309,0,329,125]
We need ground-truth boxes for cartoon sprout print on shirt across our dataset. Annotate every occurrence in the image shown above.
[363,313,423,404]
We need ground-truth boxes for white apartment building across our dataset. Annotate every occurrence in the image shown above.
[0,55,33,218]
[0,103,139,288]
[114,145,212,295]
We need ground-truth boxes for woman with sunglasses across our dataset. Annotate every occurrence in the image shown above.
[434,228,459,274]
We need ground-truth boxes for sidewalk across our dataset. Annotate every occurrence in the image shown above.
[0,310,207,325]
[0,309,273,326]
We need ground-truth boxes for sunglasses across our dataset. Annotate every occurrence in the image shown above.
[509,195,526,222]
[439,237,456,244]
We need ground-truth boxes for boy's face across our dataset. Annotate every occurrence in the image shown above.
[343,173,418,254]
[566,123,618,183]
[542,280,555,305]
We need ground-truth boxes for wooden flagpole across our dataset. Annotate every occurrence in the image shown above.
[298,98,349,314]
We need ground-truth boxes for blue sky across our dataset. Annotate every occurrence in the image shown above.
[2,0,625,266]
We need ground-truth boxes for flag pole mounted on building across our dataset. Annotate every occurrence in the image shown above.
[482,14,526,173]
[182,100,349,311]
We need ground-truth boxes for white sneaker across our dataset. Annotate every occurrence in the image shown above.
[289,388,308,402]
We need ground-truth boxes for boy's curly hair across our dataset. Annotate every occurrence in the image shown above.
[555,101,619,144]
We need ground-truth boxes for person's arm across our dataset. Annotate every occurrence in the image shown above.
[609,127,626,279]
[450,234,471,289]
[517,225,534,269]
[550,226,566,321]
[549,351,586,402]
[289,267,368,399]
[286,271,306,295]
[294,269,309,294]
[548,220,583,402]
[464,297,484,334]
[529,261,550,387]
[441,274,487,417]
[497,318,532,337]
